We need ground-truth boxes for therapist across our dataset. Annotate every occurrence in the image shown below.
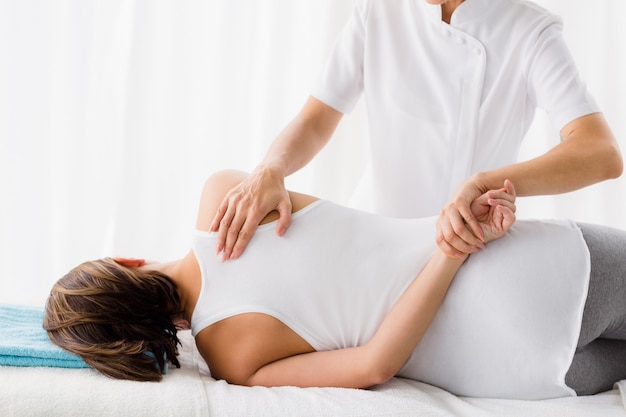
[210,0,623,260]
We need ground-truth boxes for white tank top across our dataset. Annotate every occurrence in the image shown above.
[191,200,590,400]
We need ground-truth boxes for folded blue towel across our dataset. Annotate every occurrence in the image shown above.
[0,304,89,368]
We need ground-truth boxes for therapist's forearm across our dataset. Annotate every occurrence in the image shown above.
[258,119,326,177]
[257,96,343,177]
[474,113,622,197]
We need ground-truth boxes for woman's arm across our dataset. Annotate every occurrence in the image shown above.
[244,249,465,388]
[241,182,516,388]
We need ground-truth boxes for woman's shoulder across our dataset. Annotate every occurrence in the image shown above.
[260,191,320,226]
[194,170,246,232]
[195,169,320,231]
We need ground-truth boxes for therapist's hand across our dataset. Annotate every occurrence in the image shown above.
[210,165,292,261]
[471,179,516,243]
[436,177,516,258]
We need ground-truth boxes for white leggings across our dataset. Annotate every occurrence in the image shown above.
[565,223,626,395]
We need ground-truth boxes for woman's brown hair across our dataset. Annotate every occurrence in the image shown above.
[43,258,182,382]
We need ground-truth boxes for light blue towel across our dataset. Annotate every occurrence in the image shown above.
[0,304,89,368]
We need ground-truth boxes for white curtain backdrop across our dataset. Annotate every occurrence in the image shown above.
[1,0,624,306]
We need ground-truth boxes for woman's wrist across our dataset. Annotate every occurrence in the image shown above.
[434,247,469,268]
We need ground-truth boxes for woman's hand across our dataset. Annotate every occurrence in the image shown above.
[209,165,292,260]
[437,177,516,258]
[472,179,516,243]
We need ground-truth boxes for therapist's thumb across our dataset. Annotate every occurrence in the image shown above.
[275,200,293,237]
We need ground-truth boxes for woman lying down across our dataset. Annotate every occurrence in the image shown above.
[44,170,626,400]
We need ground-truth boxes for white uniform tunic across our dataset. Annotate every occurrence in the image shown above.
[312,0,600,217]
[191,201,590,400]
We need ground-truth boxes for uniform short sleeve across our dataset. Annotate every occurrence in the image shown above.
[310,0,368,114]
[526,19,601,132]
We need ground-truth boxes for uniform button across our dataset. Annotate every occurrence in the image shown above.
[473,48,482,55]
[456,37,466,45]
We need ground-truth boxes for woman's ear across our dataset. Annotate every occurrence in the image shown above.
[112,257,146,268]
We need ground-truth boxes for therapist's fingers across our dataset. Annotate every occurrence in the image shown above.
[436,226,478,259]
[436,235,466,260]
[457,202,485,244]
[227,218,256,261]
[210,197,232,252]
[221,199,273,261]
[227,201,293,260]
[437,207,484,258]
[210,202,225,232]
[221,209,247,261]
[274,199,293,237]
[214,203,237,256]
[211,188,263,259]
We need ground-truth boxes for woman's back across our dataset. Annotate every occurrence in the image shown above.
[191,200,436,350]
[191,199,590,399]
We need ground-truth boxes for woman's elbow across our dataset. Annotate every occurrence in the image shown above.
[366,368,396,387]
[362,352,398,387]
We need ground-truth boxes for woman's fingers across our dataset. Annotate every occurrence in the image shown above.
[501,205,516,231]
[504,178,516,196]
[485,179,517,213]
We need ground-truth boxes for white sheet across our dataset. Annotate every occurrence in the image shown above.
[1,330,624,417]
[204,378,625,417]
[0,330,209,417]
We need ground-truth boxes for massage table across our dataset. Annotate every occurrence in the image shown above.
[1,329,625,417]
